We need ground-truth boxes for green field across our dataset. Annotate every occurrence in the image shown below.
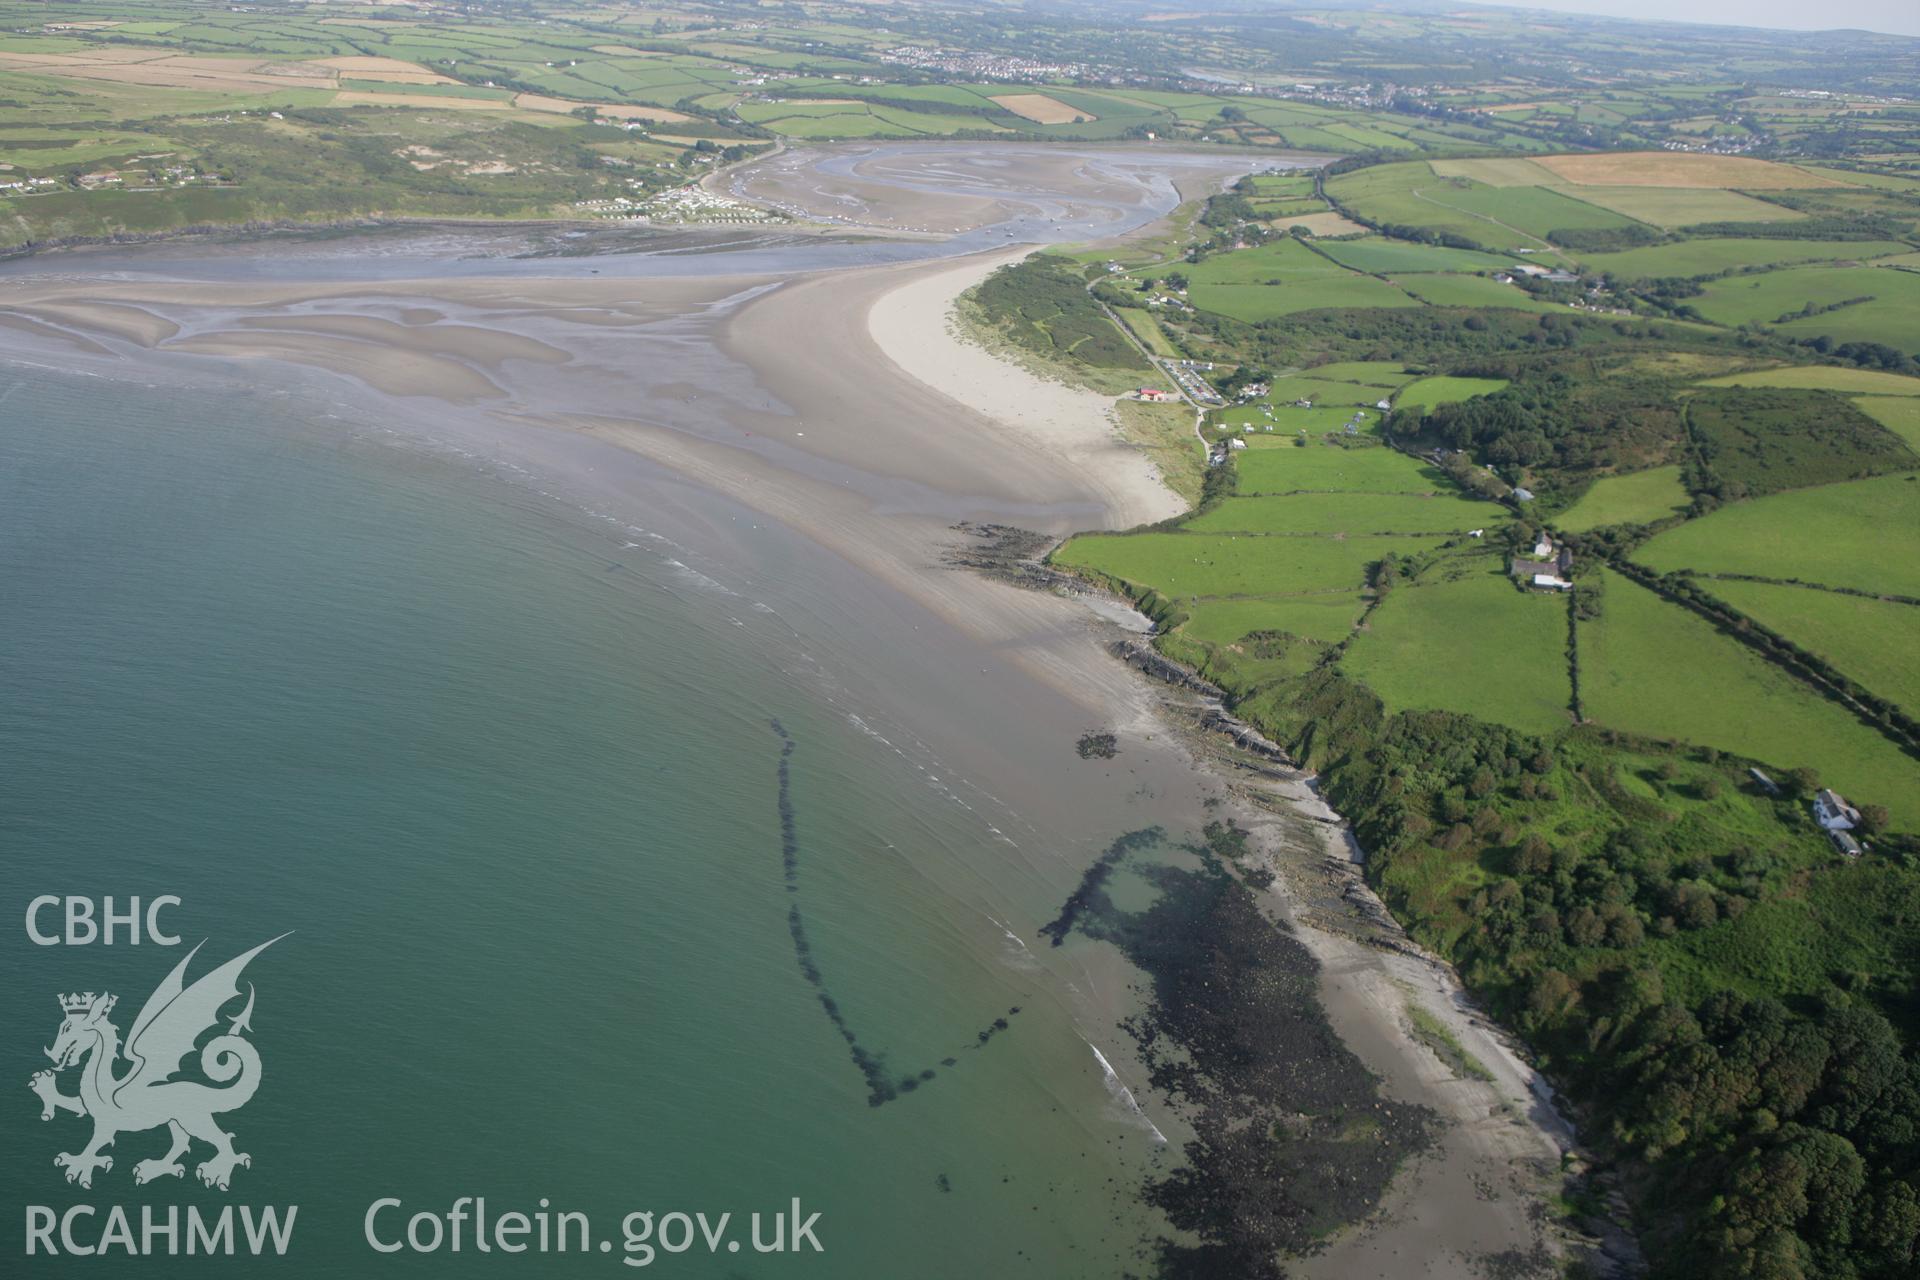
[1313,237,1517,274]
[1177,593,1369,646]
[1117,307,1180,358]
[1554,465,1691,531]
[1853,397,1920,449]
[1186,237,1419,322]
[1235,442,1450,495]
[1342,568,1573,734]
[1553,185,1802,227]
[1698,366,1920,395]
[736,101,1011,138]
[1188,274,1420,322]
[1691,265,1920,354]
[1392,272,1565,311]
[1427,157,1560,186]
[1052,531,1430,598]
[1328,162,1521,247]
[1328,161,1628,251]
[1635,473,1920,596]
[1187,491,1495,535]
[1429,180,1639,239]
[1769,275,1920,354]
[1576,238,1911,281]
[1579,568,1919,817]
[1395,375,1510,414]
[1185,235,1346,285]
[1256,376,1394,406]
[1298,361,1415,388]
[1216,404,1378,437]
[1245,172,1317,198]
[1708,579,1920,713]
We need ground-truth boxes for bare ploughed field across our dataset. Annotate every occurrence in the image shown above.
[312,55,456,83]
[0,48,456,93]
[1534,150,1846,189]
[331,93,504,111]
[512,93,689,122]
[0,45,697,122]
[989,93,1096,125]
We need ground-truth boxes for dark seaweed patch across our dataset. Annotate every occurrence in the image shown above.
[771,719,1025,1107]
[1051,829,1435,1278]
[1039,826,1164,946]
[1077,730,1120,759]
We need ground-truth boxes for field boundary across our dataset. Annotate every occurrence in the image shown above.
[1608,556,1920,757]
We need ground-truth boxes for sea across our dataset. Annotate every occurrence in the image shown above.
[0,360,1203,1276]
[0,145,1299,1277]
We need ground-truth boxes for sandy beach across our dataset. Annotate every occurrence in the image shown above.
[0,142,1580,1274]
[865,248,1186,528]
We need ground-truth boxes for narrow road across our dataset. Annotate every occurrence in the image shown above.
[1087,284,1210,451]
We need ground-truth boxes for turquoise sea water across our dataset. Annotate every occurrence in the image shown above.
[0,366,1180,1276]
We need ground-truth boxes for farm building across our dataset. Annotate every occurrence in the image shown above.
[1829,830,1863,857]
[1749,767,1781,796]
[1812,788,1862,831]
[1511,555,1571,590]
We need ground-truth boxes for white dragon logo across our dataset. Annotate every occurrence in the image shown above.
[28,937,284,1191]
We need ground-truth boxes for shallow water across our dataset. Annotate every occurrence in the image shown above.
[0,364,1221,1275]
[0,143,1328,1276]
[0,142,1288,287]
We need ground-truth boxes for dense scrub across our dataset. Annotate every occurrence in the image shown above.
[1243,671,1920,1280]
[1685,387,1919,499]
[970,255,1147,371]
